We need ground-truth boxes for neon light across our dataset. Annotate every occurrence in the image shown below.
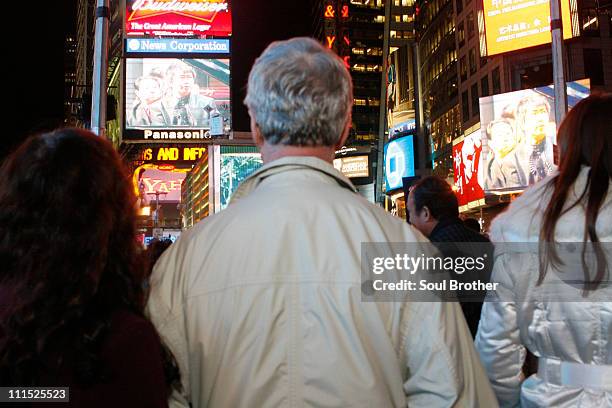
[326,35,336,48]
[325,5,336,18]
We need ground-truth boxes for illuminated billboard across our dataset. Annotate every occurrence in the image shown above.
[124,58,230,141]
[133,164,190,205]
[140,146,207,163]
[391,119,416,137]
[384,135,415,192]
[214,146,263,212]
[453,130,485,211]
[333,156,369,178]
[126,0,232,37]
[125,38,230,55]
[478,79,590,193]
[479,0,576,56]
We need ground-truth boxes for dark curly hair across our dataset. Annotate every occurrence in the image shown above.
[0,128,179,389]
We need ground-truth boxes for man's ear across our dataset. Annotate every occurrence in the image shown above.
[421,206,432,222]
[334,113,352,150]
[249,111,265,148]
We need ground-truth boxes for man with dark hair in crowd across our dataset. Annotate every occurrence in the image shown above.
[407,176,492,337]
[463,217,482,233]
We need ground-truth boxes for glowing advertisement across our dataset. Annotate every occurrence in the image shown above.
[124,58,230,141]
[480,0,574,56]
[125,38,230,55]
[133,164,190,205]
[125,0,232,37]
[140,146,207,163]
[391,119,416,137]
[218,152,262,211]
[478,79,590,193]
[384,135,415,192]
[333,156,369,178]
[453,131,485,210]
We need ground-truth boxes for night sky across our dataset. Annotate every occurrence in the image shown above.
[3,0,313,161]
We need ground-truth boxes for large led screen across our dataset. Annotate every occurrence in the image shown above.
[384,135,415,192]
[126,0,232,37]
[219,152,262,210]
[480,0,574,56]
[125,58,231,139]
[478,79,590,193]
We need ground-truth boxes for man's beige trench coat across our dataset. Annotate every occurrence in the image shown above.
[147,156,497,408]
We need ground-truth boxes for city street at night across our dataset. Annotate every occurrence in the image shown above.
[1,0,611,407]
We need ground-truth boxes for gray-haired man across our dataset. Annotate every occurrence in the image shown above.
[148,37,496,408]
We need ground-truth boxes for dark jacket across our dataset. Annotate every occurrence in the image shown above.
[0,285,169,408]
[428,217,493,338]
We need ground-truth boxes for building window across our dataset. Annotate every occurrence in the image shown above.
[581,8,599,35]
[481,75,489,97]
[467,12,475,39]
[458,22,465,47]
[354,98,367,106]
[469,48,477,75]
[352,47,365,55]
[462,91,470,122]
[584,48,604,85]
[352,64,366,72]
[460,56,468,82]
[471,83,479,117]
[492,66,501,94]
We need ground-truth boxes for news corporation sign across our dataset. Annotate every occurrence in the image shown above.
[126,0,232,37]
[126,38,230,55]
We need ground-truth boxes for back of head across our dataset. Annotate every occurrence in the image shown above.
[244,37,353,147]
[463,218,481,232]
[145,239,173,277]
[411,176,459,220]
[0,128,145,384]
[539,93,612,291]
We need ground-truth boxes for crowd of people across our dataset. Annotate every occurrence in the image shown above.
[0,37,610,407]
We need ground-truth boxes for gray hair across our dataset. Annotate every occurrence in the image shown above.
[244,37,353,147]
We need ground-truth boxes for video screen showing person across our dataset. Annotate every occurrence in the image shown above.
[478,80,589,192]
[125,58,231,131]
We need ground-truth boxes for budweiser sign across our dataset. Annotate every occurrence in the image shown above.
[126,0,232,37]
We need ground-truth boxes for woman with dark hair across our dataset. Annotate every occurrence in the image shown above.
[475,94,612,407]
[0,129,180,407]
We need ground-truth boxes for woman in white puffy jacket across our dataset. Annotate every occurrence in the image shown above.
[475,93,612,407]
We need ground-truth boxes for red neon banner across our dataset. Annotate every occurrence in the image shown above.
[326,35,336,48]
[126,0,232,37]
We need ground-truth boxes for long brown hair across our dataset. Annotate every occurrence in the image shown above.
[539,93,612,292]
[0,128,179,389]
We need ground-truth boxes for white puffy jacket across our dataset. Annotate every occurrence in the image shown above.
[147,156,497,408]
[476,166,612,407]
